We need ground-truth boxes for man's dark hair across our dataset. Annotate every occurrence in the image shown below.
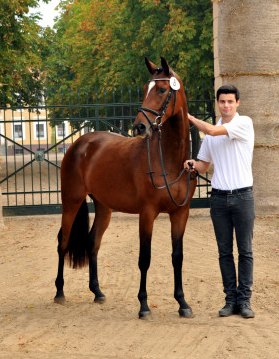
[217,85,240,101]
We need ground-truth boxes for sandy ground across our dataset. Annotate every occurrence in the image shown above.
[0,210,279,359]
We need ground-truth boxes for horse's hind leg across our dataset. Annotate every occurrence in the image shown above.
[54,212,76,303]
[170,207,193,318]
[54,199,88,303]
[54,227,65,303]
[88,199,112,303]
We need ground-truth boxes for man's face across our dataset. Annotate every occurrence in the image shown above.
[217,93,240,120]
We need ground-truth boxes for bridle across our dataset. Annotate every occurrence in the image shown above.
[137,76,197,207]
[138,78,177,130]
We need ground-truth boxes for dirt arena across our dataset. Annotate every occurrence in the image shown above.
[0,210,279,359]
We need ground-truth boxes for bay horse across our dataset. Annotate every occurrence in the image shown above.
[54,57,197,319]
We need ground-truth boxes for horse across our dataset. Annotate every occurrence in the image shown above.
[54,57,197,319]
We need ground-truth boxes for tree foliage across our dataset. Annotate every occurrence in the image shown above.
[0,0,213,105]
[44,0,213,96]
[0,0,51,105]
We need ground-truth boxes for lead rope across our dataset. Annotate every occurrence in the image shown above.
[146,132,197,207]
[157,128,195,207]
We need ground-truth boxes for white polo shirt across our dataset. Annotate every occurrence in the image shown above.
[197,113,254,191]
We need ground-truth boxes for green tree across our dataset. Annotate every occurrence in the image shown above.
[0,0,50,105]
[44,0,213,96]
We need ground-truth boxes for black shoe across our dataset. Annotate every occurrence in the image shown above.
[238,302,255,318]
[219,303,237,317]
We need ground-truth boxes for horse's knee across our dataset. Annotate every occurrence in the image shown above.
[138,251,151,271]
[138,259,150,272]
[57,241,69,256]
[172,250,183,267]
[138,241,151,270]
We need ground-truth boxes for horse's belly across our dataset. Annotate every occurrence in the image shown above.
[83,155,144,213]
[88,179,139,213]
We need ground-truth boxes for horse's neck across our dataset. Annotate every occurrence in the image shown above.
[157,112,189,167]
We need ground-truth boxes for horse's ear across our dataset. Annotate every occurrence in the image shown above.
[145,57,157,75]
[161,57,170,76]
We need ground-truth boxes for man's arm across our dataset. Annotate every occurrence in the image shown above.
[188,114,228,136]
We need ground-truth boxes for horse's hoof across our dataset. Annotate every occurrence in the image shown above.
[139,311,153,321]
[179,307,194,318]
[94,296,106,304]
[54,295,66,305]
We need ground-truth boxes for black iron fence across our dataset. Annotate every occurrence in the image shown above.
[0,85,215,216]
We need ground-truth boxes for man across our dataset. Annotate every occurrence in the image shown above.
[185,85,255,318]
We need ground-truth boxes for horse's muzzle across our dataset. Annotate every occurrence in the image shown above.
[133,122,147,137]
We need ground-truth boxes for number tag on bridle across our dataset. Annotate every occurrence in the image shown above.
[170,77,180,90]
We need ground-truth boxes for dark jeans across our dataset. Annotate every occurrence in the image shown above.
[210,189,255,305]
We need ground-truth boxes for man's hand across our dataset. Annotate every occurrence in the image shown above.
[184,159,210,174]
[187,113,196,123]
[184,160,197,170]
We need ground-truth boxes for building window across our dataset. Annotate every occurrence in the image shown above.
[56,121,68,139]
[12,122,25,141]
[15,148,23,155]
[33,122,46,140]
[37,124,44,137]
[13,124,23,138]
[57,123,65,136]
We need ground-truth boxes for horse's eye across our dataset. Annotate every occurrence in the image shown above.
[159,88,166,94]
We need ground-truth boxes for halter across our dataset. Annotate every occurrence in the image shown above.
[138,78,177,130]
[137,75,197,207]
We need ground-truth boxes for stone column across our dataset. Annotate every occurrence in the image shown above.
[213,0,279,214]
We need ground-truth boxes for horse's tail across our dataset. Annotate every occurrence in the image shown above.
[58,200,90,269]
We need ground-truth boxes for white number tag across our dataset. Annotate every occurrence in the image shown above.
[170,77,180,90]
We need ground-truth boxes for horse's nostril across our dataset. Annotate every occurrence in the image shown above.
[138,123,146,133]
[133,123,146,136]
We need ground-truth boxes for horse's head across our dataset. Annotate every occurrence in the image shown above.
[133,57,185,138]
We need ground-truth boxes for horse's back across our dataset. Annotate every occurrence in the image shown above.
[62,131,136,170]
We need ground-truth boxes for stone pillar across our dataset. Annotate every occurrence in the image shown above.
[213,0,279,214]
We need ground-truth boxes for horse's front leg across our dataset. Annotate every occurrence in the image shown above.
[170,207,193,318]
[138,211,156,320]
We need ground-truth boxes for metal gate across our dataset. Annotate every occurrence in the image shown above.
[0,86,214,216]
